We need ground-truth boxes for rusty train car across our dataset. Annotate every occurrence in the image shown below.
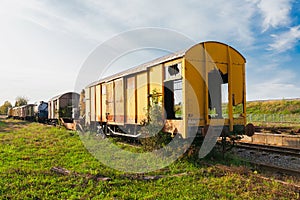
[48,92,80,128]
[10,104,36,121]
[84,41,254,138]
[8,92,80,130]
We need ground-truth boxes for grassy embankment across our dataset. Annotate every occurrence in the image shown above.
[0,118,299,199]
[245,99,300,114]
[222,99,300,128]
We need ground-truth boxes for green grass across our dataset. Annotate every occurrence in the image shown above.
[244,99,300,115]
[0,119,298,199]
[0,120,6,128]
[223,99,300,115]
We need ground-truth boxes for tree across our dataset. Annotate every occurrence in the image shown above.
[15,96,28,107]
[0,101,12,115]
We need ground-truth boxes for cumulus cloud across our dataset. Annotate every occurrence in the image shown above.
[0,0,299,102]
[247,69,299,100]
[7,0,257,47]
[254,0,293,32]
[269,26,300,52]
[248,82,300,100]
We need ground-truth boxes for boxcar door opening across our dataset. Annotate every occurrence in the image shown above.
[208,69,227,119]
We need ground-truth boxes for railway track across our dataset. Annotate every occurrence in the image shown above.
[234,142,300,177]
[236,142,300,158]
[249,161,300,177]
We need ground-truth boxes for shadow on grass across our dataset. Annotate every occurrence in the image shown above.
[0,118,31,133]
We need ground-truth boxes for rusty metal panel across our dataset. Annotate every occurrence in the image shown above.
[90,86,96,122]
[114,78,124,124]
[101,84,107,122]
[85,87,91,125]
[184,60,205,116]
[149,65,163,102]
[184,58,206,138]
[231,64,244,106]
[96,84,101,122]
[126,76,136,124]
[106,81,115,122]
[48,102,51,119]
[137,72,148,124]
[48,101,52,119]
[53,100,58,119]
[20,106,26,118]
[25,104,35,117]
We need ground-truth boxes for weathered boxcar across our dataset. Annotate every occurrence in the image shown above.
[11,107,19,119]
[25,104,36,121]
[7,107,13,118]
[19,105,26,119]
[85,41,254,138]
[48,92,80,125]
[10,104,36,120]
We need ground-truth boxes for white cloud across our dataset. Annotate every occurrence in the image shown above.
[269,25,300,52]
[254,0,292,32]
[0,0,299,103]
[9,0,258,47]
[247,69,300,100]
[249,82,300,100]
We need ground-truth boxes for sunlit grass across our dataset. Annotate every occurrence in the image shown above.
[0,119,298,199]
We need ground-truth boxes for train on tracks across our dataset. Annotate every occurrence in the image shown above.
[7,92,80,130]
[6,41,254,142]
[85,41,254,139]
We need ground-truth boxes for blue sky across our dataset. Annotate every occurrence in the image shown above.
[0,0,300,105]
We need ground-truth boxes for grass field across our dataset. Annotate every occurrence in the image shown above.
[0,118,299,199]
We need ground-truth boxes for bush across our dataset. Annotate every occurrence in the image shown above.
[139,90,172,151]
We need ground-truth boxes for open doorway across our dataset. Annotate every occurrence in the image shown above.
[208,69,228,119]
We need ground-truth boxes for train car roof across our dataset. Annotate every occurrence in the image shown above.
[11,104,37,109]
[25,104,37,108]
[49,92,80,101]
[86,49,186,88]
[86,41,245,88]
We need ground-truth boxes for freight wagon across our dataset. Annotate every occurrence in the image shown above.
[9,104,36,120]
[48,92,80,127]
[85,41,254,139]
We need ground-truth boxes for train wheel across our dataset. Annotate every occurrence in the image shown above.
[245,123,255,136]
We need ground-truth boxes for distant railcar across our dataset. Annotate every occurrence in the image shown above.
[48,92,80,125]
[11,107,18,119]
[10,104,36,120]
[19,105,26,120]
[35,101,48,122]
[11,106,22,119]
[24,104,36,121]
[85,41,254,138]
[7,107,13,118]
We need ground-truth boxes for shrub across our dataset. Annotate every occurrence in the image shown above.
[139,89,172,151]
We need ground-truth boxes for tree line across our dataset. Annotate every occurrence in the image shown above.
[0,97,28,115]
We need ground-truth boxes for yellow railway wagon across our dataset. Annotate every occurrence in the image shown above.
[85,41,254,138]
[48,92,80,123]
